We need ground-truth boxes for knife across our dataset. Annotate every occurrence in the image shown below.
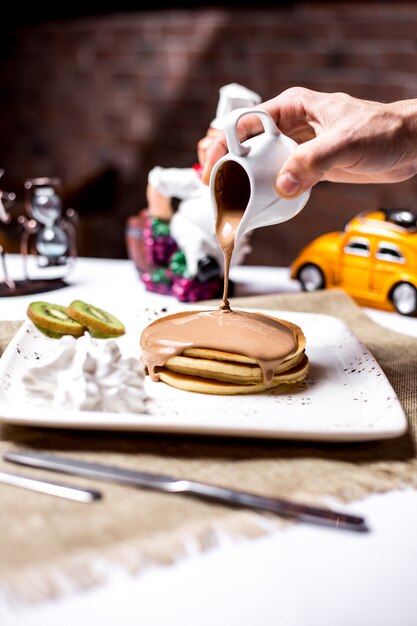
[0,469,101,503]
[3,450,367,532]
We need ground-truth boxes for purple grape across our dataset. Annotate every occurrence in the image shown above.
[172,276,222,302]
[147,235,178,267]
[141,271,173,296]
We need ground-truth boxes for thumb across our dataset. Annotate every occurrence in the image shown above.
[201,133,228,185]
[276,131,346,198]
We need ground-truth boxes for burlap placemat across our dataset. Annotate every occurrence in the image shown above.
[1,289,416,605]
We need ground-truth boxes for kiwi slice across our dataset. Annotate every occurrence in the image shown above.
[27,301,85,338]
[67,300,125,338]
[32,322,67,339]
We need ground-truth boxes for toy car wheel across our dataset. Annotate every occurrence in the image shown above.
[390,282,417,316]
[298,264,325,292]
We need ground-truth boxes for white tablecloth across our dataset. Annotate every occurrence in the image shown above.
[1,255,417,626]
[2,254,417,337]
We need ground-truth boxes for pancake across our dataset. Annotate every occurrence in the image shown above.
[140,309,309,395]
[164,350,305,383]
[158,354,309,395]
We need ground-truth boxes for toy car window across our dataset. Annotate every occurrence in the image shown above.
[375,242,405,263]
[344,237,370,257]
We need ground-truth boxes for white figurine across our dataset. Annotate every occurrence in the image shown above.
[146,83,262,282]
[0,169,14,224]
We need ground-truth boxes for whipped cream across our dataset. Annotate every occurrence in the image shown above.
[22,333,148,413]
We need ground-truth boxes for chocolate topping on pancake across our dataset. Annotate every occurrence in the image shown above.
[140,309,299,386]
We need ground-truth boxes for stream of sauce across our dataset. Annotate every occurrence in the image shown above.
[140,160,298,385]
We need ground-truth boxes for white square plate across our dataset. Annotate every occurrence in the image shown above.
[0,309,408,442]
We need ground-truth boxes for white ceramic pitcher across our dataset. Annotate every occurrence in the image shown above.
[209,107,311,251]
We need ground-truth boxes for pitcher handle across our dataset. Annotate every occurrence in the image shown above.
[225,107,281,157]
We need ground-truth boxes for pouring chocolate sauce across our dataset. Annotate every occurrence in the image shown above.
[210,106,311,308]
[140,108,311,387]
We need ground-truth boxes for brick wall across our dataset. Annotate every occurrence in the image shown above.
[1,2,417,265]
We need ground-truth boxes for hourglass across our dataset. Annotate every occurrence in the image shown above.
[0,169,17,294]
[20,177,78,282]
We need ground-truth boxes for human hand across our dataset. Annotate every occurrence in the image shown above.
[201,87,417,198]
[197,127,222,167]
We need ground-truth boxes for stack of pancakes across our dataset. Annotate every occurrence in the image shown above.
[155,318,308,395]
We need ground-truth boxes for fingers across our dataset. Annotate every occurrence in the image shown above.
[201,135,228,184]
[201,88,320,186]
[201,112,267,185]
[276,171,304,197]
[276,144,325,198]
[201,126,332,195]
[276,130,358,197]
[201,87,358,194]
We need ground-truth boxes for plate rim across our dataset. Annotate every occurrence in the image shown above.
[0,310,408,442]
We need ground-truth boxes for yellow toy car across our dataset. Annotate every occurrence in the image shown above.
[290,208,417,315]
